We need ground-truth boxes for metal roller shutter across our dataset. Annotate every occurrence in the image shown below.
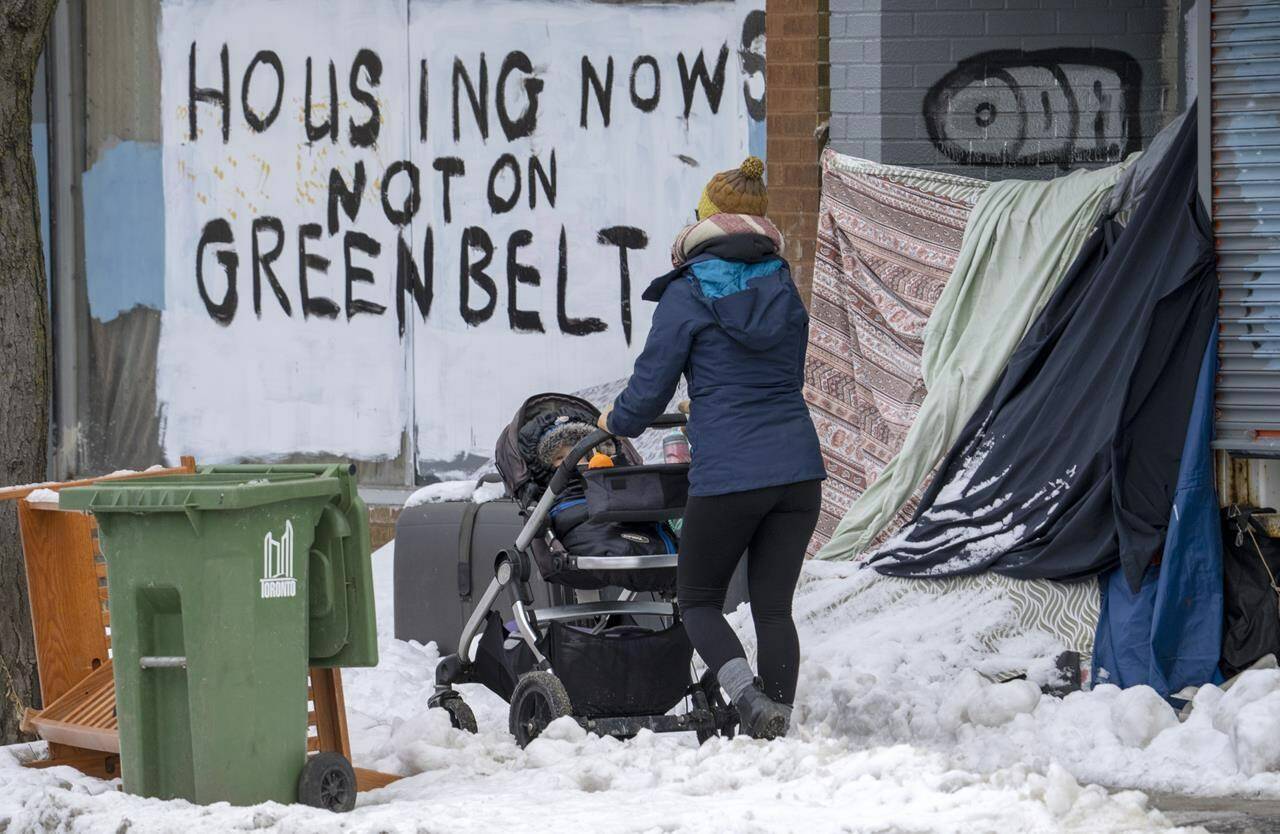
[1212,0,1280,455]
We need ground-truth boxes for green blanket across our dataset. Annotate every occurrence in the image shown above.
[817,161,1131,560]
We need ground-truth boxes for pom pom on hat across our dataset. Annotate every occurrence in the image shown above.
[697,156,768,221]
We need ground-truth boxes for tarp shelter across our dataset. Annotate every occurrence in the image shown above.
[1093,330,1225,697]
[869,107,1217,591]
[804,153,985,556]
[802,153,1098,661]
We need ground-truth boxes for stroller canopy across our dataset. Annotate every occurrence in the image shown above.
[494,393,642,504]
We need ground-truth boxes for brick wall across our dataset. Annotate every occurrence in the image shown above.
[767,0,830,299]
[829,0,1186,181]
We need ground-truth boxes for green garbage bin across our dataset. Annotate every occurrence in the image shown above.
[60,463,377,810]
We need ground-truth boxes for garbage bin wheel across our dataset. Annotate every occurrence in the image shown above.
[441,694,478,734]
[509,671,573,748]
[695,669,737,745]
[297,751,357,813]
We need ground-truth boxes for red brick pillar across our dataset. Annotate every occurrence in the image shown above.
[766,0,829,303]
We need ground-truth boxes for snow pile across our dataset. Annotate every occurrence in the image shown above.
[23,488,60,505]
[779,562,1280,797]
[2,543,1276,832]
[404,479,506,508]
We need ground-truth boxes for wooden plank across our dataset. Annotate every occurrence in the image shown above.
[0,460,198,503]
[24,747,121,779]
[308,667,352,759]
[17,502,112,706]
[354,768,402,791]
[25,716,120,753]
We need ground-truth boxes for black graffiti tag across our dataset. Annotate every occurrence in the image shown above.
[923,48,1142,169]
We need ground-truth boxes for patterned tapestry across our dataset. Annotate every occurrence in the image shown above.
[804,151,988,556]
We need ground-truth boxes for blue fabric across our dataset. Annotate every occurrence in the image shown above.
[1093,328,1223,697]
[549,498,586,518]
[689,257,785,299]
[608,255,825,497]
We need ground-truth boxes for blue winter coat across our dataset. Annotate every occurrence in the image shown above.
[606,232,826,497]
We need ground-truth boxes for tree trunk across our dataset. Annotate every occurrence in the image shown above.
[0,0,59,745]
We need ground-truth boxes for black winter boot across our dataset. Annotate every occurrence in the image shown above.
[731,680,792,740]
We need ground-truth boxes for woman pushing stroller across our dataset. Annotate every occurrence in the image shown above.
[600,157,825,739]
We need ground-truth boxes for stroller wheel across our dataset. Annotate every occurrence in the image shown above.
[509,671,573,748]
[695,670,737,745]
[440,694,478,734]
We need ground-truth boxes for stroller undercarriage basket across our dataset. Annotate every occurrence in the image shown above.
[474,611,694,718]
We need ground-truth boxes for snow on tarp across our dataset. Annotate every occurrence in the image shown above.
[3,542,1278,832]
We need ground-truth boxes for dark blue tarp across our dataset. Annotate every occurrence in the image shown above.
[1093,329,1223,697]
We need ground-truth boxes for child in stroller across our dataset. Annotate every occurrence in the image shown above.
[428,393,739,747]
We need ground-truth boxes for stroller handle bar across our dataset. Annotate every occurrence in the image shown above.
[547,411,688,495]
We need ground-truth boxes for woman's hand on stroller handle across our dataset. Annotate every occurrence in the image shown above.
[546,411,689,495]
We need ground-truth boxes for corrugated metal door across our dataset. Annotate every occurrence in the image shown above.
[1213,0,1280,454]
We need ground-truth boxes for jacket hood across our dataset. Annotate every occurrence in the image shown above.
[702,268,797,351]
[643,233,780,301]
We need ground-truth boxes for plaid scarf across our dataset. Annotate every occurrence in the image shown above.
[670,213,784,267]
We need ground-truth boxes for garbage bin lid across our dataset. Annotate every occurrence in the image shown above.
[59,467,346,514]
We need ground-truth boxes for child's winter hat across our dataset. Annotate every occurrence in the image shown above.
[697,156,768,221]
[536,417,596,469]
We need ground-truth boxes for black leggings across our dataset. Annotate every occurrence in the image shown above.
[677,479,821,705]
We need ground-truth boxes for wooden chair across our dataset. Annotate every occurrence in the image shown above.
[1,459,398,792]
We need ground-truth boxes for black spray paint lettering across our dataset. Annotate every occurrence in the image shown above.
[581,56,614,128]
[195,218,237,323]
[396,229,434,338]
[305,57,339,144]
[597,227,647,346]
[738,10,765,122]
[348,49,382,148]
[460,226,498,326]
[923,48,1142,169]
[344,232,386,319]
[188,41,737,149]
[298,223,339,319]
[432,157,465,225]
[189,43,385,147]
[438,51,544,143]
[197,212,640,339]
[188,43,230,142]
[487,153,521,214]
[328,162,365,235]
[507,229,544,333]
[557,227,607,337]
[241,51,284,133]
[580,47,729,129]
[629,56,660,114]
[382,160,421,227]
[251,216,291,316]
[677,45,729,119]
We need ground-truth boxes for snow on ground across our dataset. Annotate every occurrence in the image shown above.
[4,541,1279,833]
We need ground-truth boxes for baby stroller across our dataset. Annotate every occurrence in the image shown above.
[428,393,738,747]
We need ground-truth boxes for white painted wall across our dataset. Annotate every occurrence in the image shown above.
[157,0,762,470]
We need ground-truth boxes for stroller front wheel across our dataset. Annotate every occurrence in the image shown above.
[440,694,478,734]
[509,671,573,748]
